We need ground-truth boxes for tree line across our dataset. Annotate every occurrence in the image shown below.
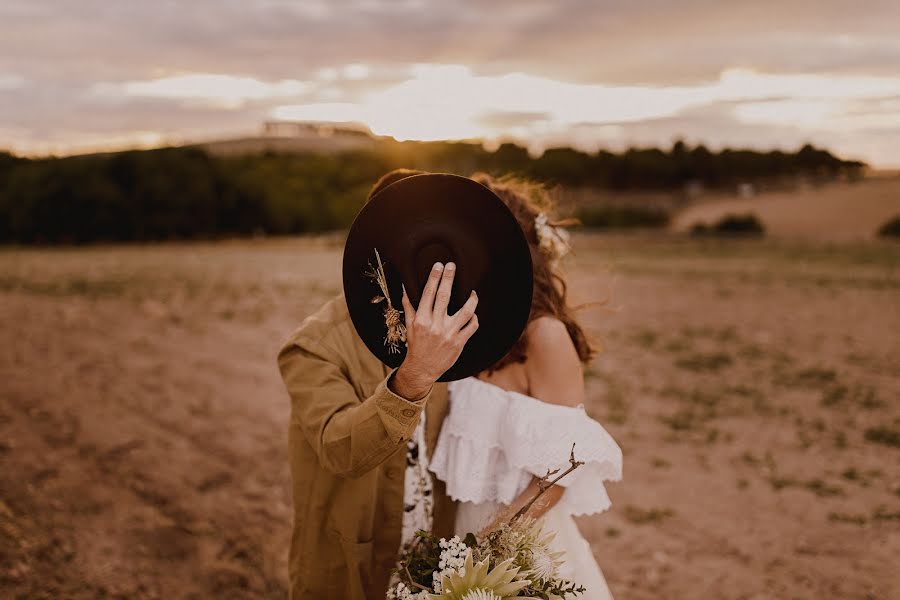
[0,139,864,243]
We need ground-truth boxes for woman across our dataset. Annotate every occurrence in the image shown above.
[427,172,623,598]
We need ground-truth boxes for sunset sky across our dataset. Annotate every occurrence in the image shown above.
[2,0,899,166]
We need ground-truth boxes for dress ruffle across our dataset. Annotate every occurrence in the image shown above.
[428,376,623,517]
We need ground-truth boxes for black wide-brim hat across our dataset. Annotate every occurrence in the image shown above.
[342,173,533,382]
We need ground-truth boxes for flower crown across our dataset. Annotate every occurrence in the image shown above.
[534,212,572,262]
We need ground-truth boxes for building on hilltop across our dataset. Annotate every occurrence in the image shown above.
[261,120,374,140]
[200,120,380,156]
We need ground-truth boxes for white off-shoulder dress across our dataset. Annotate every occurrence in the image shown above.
[429,376,623,599]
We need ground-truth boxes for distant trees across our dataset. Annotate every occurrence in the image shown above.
[0,140,865,244]
[0,148,264,243]
[521,140,862,190]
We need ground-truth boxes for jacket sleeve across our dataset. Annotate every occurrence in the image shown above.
[277,336,433,479]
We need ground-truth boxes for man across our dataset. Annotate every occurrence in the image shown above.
[277,170,480,599]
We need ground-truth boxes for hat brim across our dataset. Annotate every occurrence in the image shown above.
[342,173,533,382]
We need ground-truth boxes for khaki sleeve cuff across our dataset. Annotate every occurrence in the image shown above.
[374,367,433,443]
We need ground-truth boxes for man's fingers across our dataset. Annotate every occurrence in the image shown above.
[417,262,444,317]
[432,261,456,320]
[458,313,479,341]
[401,283,415,330]
[450,290,478,329]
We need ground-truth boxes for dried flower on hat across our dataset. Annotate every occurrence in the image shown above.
[365,248,407,354]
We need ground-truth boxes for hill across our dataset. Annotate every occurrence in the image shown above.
[672,177,900,240]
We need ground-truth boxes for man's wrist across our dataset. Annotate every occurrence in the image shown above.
[388,364,435,402]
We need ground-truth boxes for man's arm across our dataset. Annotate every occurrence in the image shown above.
[278,339,431,479]
[279,260,479,479]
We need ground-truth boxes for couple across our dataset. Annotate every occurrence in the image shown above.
[277,169,622,599]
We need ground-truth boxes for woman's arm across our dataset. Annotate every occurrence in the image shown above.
[479,316,587,533]
[477,477,566,536]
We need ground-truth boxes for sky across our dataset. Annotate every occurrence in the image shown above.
[2,0,899,166]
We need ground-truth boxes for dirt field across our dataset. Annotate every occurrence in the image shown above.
[1,230,898,599]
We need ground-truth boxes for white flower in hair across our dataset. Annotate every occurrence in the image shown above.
[534,212,571,261]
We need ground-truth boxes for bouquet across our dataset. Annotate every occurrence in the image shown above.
[387,445,587,600]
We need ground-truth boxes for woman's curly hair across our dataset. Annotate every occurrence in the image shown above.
[467,172,598,372]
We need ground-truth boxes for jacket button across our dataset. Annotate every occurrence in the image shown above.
[401,408,416,418]
[385,467,398,480]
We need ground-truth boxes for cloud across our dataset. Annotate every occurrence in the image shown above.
[93,74,313,109]
[0,73,25,90]
[3,1,899,84]
[1,1,899,165]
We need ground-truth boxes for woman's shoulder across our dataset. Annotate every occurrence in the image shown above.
[523,315,585,408]
[523,315,580,373]
[524,314,570,345]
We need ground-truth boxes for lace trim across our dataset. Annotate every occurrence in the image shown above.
[429,377,623,516]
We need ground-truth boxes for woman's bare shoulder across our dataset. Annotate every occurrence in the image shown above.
[524,315,585,407]
[525,315,570,347]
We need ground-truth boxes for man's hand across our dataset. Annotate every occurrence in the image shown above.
[389,261,479,400]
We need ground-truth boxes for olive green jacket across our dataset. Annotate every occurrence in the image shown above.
[277,293,455,599]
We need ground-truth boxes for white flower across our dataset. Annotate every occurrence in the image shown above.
[517,519,566,584]
[534,212,571,262]
[432,571,443,594]
[461,590,500,600]
[387,582,432,600]
[437,536,468,573]
[528,544,560,581]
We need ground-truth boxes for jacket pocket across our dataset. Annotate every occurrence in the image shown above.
[336,534,375,600]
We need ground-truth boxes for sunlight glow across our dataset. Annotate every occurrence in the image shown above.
[11,130,167,156]
[269,65,900,149]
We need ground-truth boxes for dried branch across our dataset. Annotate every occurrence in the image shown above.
[399,561,431,592]
[508,443,585,526]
